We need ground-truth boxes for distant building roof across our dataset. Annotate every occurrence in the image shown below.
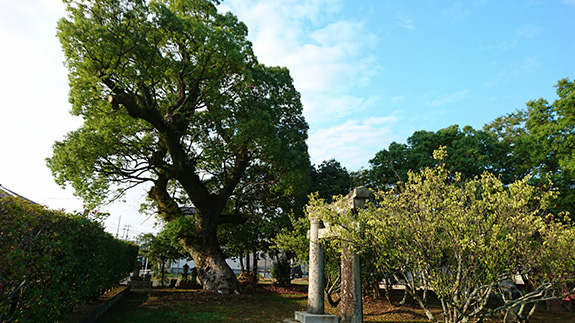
[181,206,197,215]
[0,185,37,204]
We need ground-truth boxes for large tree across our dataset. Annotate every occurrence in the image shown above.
[48,0,310,293]
[484,78,575,217]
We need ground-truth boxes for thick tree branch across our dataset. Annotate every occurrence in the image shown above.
[219,147,251,200]
[217,211,248,225]
[148,175,183,221]
[101,74,216,217]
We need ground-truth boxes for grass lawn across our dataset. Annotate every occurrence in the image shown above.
[95,283,575,323]
[96,284,308,323]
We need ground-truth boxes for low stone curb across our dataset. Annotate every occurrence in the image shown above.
[62,285,131,323]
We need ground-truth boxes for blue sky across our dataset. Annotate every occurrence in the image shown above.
[1,0,574,237]
[221,0,575,170]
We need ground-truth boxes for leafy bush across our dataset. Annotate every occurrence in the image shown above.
[0,196,138,322]
[271,257,291,284]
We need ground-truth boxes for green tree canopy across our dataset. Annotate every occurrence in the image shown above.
[48,0,310,293]
[310,159,352,202]
[368,125,508,189]
[484,78,575,216]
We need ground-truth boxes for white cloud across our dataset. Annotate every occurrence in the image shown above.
[516,25,540,38]
[496,25,540,50]
[498,39,519,51]
[308,114,399,170]
[427,90,470,107]
[363,115,398,126]
[441,3,471,23]
[302,93,384,129]
[561,0,575,6]
[220,0,380,126]
[309,20,373,56]
[486,57,540,87]
[396,12,415,30]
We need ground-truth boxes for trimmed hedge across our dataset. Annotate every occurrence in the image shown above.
[0,196,138,322]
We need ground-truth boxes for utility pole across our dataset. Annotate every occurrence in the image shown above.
[116,215,121,238]
[124,224,131,240]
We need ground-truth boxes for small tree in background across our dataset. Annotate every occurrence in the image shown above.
[136,227,190,287]
[310,159,353,202]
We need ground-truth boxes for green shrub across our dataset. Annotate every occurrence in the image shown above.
[271,257,291,284]
[0,196,138,322]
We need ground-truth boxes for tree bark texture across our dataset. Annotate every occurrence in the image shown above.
[182,226,241,294]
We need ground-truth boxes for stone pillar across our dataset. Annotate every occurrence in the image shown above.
[339,187,368,323]
[341,244,362,323]
[307,217,324,314]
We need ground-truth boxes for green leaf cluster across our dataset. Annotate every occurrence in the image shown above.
[0,196,138,322]
[49,0,309,212]
[310,159,353,203]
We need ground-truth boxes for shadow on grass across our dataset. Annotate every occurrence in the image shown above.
[95,286,307,323]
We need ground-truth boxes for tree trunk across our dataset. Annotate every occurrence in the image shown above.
[181,225,241,294]
[160,260,166,287]
[252,251,258,281]
[239,254,245,273]
[246,253,251,273]
[372,276,381,300]
[383,278,393,305]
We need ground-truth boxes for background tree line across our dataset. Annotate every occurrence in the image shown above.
[367,78,575,218]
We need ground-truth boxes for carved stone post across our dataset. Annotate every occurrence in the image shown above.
[340,187,368,323]
[341,245,362,323]
[307,217,324,314]
[295,212,337,323]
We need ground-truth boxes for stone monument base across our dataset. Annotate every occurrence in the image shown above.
[128,280,153,289]
[294,311,338,323]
